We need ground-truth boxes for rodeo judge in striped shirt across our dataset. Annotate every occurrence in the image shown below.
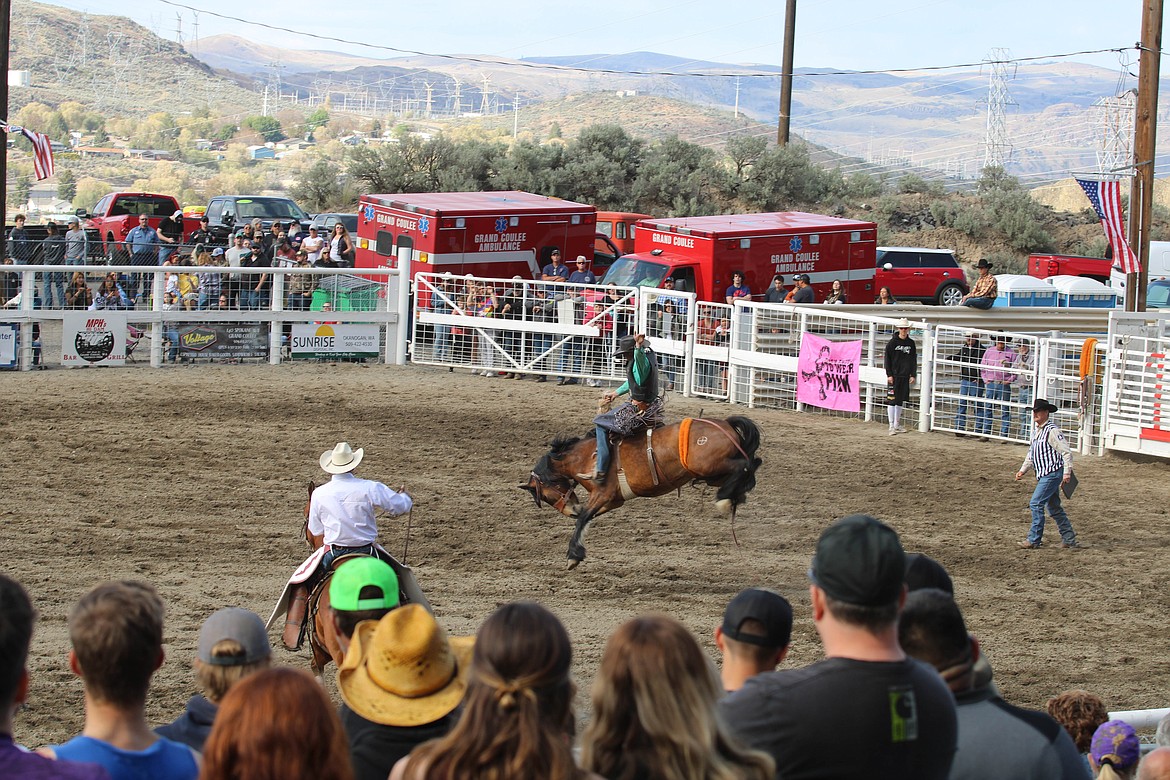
[1014,399,1080,550]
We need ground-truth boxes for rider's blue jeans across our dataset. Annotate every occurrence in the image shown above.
[595,424,611,475]
[322,543,376,570]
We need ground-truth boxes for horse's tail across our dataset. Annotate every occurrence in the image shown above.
[715,416,762,511]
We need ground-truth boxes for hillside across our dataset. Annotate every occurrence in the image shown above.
[9,0,257,116]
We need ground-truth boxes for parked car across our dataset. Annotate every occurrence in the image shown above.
[309,213,358,236]
[874,247,968,306]
[1147,279,1170,309]
[204,195,310,243]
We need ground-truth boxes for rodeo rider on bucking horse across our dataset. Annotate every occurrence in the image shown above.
[282,441,412,650]
[578,333,666,484]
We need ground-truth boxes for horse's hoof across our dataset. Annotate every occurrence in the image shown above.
[715,498,733,516]
[566,559,580,571]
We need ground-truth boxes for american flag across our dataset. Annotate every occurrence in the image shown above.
[1076,177,1139,275]
[19,127,55,181]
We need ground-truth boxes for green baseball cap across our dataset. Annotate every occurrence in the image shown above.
[330,557,400,612]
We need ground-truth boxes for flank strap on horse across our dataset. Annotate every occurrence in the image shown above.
[688,417,752,462]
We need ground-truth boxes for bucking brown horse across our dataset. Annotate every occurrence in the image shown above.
[522,415,762,567]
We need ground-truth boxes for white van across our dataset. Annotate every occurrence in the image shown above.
[1111,240,1170,296]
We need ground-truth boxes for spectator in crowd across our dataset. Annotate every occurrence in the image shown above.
[582,614,774,780]
[1014,341,1036,436]
[161,291,183,363]
[764,274,787,303]
[498,277,527,379]
[790,274,815,303]
[337,602,470,780]
[302,226,325,264]
[315,245,339,268]
[713,588,792,692]
[196,248,224,310]
[953,332,987,438]
[981,332,1017,440]
[0,573,110,780]
[568,256,596,285]
[1139,749,1170,780]
[1090,720,1141,780]
[885,318,917,435]
[65,217,88,266]
[1015,399,1080,550]
[286,219,306,248]
[8,213,33,264]
[328,557,400,655]
[214,293,230,310]
[188,215,213,247]
[274,235,298,268]
[200,667,353,780]
[725,270,751,305]
[526,284,555,381]
[898,588,1088,780]
[875,286,897,304]
[331,222,356,267]
[720,514,958,780]
[288,254,317,310]
[283,442,412,650]
[1047,690,1109,769]
[42,221,67,308]
[241,244,271,310]
[1,256,17,305]
[43,581,199,780]
[467,279,499,377]
[541,248,569,282]
[156,607,271,751]
[93,277,130,310]
[65,271,94,309]
[124,214,158,304]
[390,602,593,780]
[961,259,998,309]
[156,211,183,264]
[823,278,846,304]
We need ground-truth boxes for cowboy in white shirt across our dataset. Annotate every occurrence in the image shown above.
[283,442,412,650]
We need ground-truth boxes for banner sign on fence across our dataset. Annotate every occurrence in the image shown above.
[290,324,379,359]
[0,324,16,368]
[62,312,127,366]
[177,323,268,359]
[795,332,862,412]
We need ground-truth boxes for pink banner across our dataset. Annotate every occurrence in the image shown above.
[796,332,862,412]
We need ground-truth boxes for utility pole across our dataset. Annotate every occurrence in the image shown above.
[1128,0,1162,312]
[777,0,796,145]
[0,0,10,223]
[512,94,520,139]
[734,76,741,119]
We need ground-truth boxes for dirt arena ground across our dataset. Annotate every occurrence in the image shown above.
[4,362,1170,747]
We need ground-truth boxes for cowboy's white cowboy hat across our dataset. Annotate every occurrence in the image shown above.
[895,318,912,329]
[320,442,364,474]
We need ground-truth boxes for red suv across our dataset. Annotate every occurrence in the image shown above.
[875,247,968,306]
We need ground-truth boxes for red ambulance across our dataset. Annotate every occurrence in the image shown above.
[355,191,599,279]
[599,211,879,304]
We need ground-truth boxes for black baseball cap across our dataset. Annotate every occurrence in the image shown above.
[809,515,905,607]
[721,588,793,647]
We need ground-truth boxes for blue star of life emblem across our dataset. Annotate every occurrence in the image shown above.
[790,236,803,253]
[495,217,509,233]
[418,217,430,235]
[363,204,376,221]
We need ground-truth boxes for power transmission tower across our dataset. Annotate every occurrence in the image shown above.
[191,12,199,53]
[174,12,182,46]
[480,74,491,114]
[452,77,462,116]
[1096,91,1136,175]
[424,82,435,119]
[982,47,1016,171]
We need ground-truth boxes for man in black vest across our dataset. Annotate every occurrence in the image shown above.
[577,333,663,484]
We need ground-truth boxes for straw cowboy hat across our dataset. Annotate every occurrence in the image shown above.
[895,318,912,329]
[337,604,475,726]
[320,442,364,474]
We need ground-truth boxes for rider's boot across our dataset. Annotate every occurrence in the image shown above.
[282,585,308,650]
[577,428,610,483]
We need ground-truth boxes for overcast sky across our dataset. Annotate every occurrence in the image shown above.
[35,0,1149,73]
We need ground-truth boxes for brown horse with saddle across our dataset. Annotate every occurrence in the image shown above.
[524,413,762,567]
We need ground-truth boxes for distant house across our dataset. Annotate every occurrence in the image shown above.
[127,149,176,161]
[248,145,276,160]
[76,146,127,159]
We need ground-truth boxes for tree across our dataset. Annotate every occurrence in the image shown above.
[56,169,76,203]
[244,115,285,144]
[13,175,30,209]
[291,158,347,212]
[630,136,720,216]
[73,177,112,211]
[306,108,329,133]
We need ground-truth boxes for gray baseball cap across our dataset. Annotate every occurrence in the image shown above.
[197,607,270,666]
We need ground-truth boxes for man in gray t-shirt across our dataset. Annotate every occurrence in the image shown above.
[64,218,88,265]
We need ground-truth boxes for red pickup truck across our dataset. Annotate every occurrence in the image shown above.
[1027,253,1112,283]
[79,192,194,262]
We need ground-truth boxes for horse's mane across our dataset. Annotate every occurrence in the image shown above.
[533,434,588,483]
[548,434,587,459]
